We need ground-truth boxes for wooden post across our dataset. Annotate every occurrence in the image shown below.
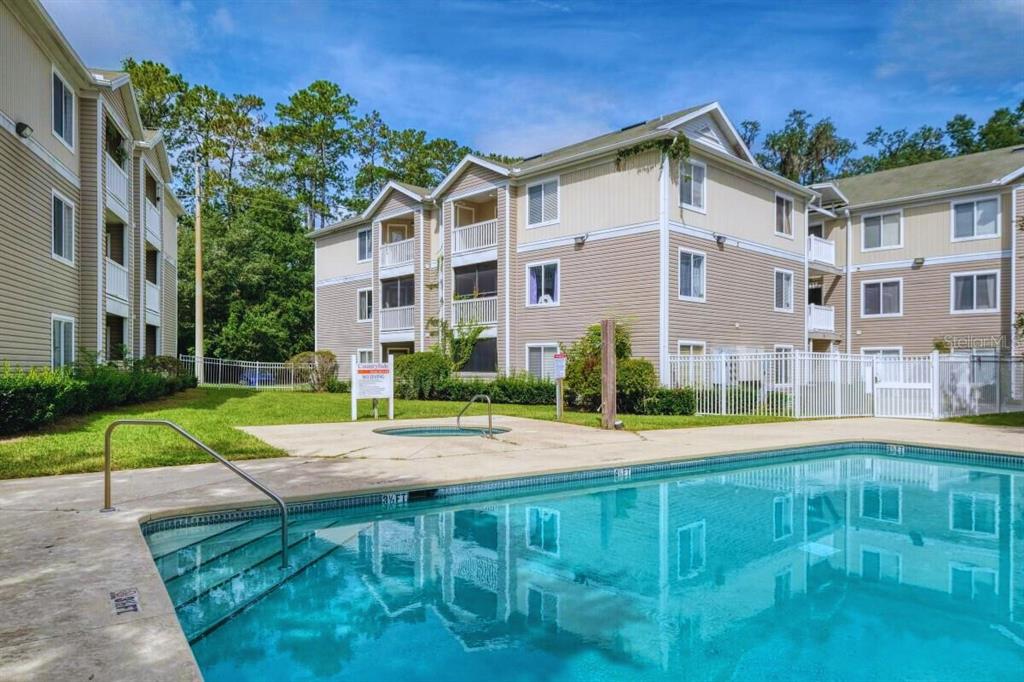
[601,319,617,429]
[193,162,204,384]
[556,378,564,421]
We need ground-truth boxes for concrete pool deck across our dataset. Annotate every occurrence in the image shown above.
[0,416,1021,680]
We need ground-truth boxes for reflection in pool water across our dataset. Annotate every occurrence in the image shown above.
[147,448,1024,681]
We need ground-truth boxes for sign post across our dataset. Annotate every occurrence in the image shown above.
[553,351,567,420]
[351,355,394,421]
[601,319,617,429]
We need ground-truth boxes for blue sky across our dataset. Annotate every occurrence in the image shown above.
[43,0,1024,158]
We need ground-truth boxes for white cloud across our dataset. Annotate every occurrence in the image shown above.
[211,7,235,35]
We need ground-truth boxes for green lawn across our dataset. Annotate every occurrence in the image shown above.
[947,412,1024,428]
[0,387,790,480]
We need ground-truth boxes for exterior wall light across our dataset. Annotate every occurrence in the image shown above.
[912,257,925,267]
[574,233,588,246]
[714,234,726,246]
[16,122,33,138]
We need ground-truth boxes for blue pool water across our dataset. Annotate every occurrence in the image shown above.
[144,444,1024,681]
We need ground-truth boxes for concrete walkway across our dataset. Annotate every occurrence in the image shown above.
[0,416,1020,680]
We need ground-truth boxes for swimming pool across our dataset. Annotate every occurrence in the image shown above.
[144,443,1024,681]
[374,425,510,437]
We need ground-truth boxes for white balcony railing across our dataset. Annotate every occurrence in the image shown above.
[452,296,498,326]
[806,304,835,332]
[105,153,129,209]
[145,199,161,246]
[807,234,836,267]
[145,280,161,314]
[380,237,415,268]
[380,305,414,331]
[105,258,129,301]
[453,219,498,254]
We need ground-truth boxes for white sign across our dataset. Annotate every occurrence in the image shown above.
[553,352,567,380]
[351,355,394,420]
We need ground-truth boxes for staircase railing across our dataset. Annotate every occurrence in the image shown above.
[456,394,494,438]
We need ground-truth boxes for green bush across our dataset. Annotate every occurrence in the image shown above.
[394,352,451,400]
[288,350,338,392]
[616,358,658,414]
[325,376,349,393]
[437,372,556,405]
[646,388,696,416]
[564,321,632,410]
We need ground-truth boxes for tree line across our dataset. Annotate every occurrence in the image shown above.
[121,58,1023,360]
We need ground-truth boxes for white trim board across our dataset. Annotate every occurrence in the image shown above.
[517,221,659,254]
[669,221,805,264]
[851,250,1010,273]
[315,271,372,288]
[0,108,80,188]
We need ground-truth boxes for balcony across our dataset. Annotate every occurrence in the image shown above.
[806,304,835,333]
[380,305,414,332]
[105,258,128,301]
[145,281,161,314]
[380,237,415,268]
[144,199,161,247]
[105,153,129,216]
[453,219,498,254]
[452,296,498,327]
[807,234,836,268]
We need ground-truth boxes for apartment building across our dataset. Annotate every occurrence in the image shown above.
[313,102,815,381]
[0,0,183,368]
[807,146,1024,358]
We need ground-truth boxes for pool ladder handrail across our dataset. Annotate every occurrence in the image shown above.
[101,418,289,569]
[456,394,494,438]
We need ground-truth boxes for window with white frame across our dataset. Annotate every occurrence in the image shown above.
[527,586,559,628]
[680,160,706,211]
[773,495,793,540]
[951,271,998,313]
[952,197,999,240]
[861,482,901,523]
[950,564,997,603]
[774,269,793,312]
[357,288,372,321]
[950,492,997,535]
[526,261,559,306]
[774,569,792,605]
[52,192,74,263]
[526,507,559,554]
[357,227,372,262]
[51,315,74,368]
[678,249,706,301]
[677,341,705,355]
[357,348,373,363]
[774,345,793,385]
[677,521,706,578]
[527,179,559,226]
[775,194,793,236]
[52,71,74,147]
[862,279,902,317]
[862,212,901,250]
[862,548,901,584]
[526,344,559,380]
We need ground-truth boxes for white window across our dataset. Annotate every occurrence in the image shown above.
[526,507,559,554]
[950,492,997,535]
[774,269,793,312]
[357,288,372,322]
[52,70,74,148]
[951,271,998,313]
[526,178,559,227]
[952,197,999,240]
[357,227,372,262]
[774,569,792,605]
[861,482,901,523]
[678,248,706,301]
[51,191,74,264]
[775,193,793,237]
[51,314,74,368]
[862,548,901,584]
[950,564,997,602]
[526,344,558,380]
[527,586,559,627]
[526,260,559,306]
[357,348,373,363]
[862,347,902,357]
[773,345,793,385]
[862,279,902,317]
[677,340,705,355]
[773,495,793,540]
[862,211,902,250]
[455,204,475,227]
[680,160,706,212]
[677,521,706,578]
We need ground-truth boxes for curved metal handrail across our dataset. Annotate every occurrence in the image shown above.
[102,419,289,569]
[456,394,494,438]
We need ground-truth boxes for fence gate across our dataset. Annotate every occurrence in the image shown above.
[871,355,935,419]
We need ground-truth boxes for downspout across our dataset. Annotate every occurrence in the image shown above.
[504,185,511,373]
[96,97,105,360]
[803,200,809,351]
[658,152,670,386]
[1012,186,1019,357]
[418,208,424,349]
[844,208,852,353]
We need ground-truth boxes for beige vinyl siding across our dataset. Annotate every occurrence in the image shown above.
[372,190,420,220]
[103,88,131,136]
[850,258,1011,354]
[0,1,77,171]
[161,197,178,264]
[512,232,660,372]
[851,191,1012,265]
[317,279,372,377]
[516,151,659,246]
[1015,188,1023,353]
[668,233,806,353]
[0,126,81,365]
[671,158,806,256]
[315,225,371,281]
[444,164,505,200]
[161,259,177,355]
[495,185,509,370]
[77,97,100,355]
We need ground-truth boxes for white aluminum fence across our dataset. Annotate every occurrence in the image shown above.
[179,355,314,390]
[667,351,1024,420]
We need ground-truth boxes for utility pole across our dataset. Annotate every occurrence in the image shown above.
[194,161,204,384]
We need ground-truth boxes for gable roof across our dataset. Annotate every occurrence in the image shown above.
[429,154,511,199]
[362,180,429,219]
[832,145,1024,208]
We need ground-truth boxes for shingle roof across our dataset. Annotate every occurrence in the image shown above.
[834,145,1024,207]
[393,180,432,198]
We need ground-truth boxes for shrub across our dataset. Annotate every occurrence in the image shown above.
[288,350,338,392]
[137,355,185,376]
[325,376,349,393]
[616,358,658,414]
[646,387,696,416]
[395,352,451,400]
[564,321,632,410]
[437,372,556,405]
